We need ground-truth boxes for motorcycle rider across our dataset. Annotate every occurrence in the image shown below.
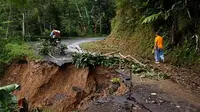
[49,28,61,45]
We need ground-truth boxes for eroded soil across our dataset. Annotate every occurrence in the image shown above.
[1,60,200,112]
[80,69,200,112]
[0,61,119,111]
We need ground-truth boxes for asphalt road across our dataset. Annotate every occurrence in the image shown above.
[43,37,105,66]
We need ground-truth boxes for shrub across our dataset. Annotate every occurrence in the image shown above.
[72,53,131,68]
[0,37,41,76]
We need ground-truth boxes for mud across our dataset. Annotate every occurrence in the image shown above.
[118,69,200,112]
[0,61,118,111]
[80,69,200,112]
[1,61,200,112]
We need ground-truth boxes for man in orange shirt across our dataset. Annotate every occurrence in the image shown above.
[154,32,164,63]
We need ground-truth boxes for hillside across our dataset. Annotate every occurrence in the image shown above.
[81,0,200,95]
[83,0,200,67]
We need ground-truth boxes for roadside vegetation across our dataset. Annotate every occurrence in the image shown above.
[0,37,41,76]
[80,40,119,54]
[72,53,169,80]
[38,39,67,55]
[72,52,128,68]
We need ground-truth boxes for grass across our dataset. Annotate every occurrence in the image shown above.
[3,43,41,63]
[0,37,42,76]
[80,40,119,53]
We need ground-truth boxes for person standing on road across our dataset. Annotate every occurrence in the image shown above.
[153,31,164,63]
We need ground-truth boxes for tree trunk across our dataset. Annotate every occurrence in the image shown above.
[93,17,102,34]
[171,19,177,45]
[38,15,43,35]
[100,17,102,34]
[6,5,12,38]
[26,11,30,38]
[74,1,86,33]
[85,6,90,33]
[69,9,71,37]
[22,13,25,39]
[49,25,52,31]
[94,20,97,34]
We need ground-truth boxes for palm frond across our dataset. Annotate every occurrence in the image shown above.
[142,12,162,24]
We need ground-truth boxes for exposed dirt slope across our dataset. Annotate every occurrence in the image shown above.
[81,37,200,94]
[79,69,200,112]
[1,60,200,112]
[0,61,118,111]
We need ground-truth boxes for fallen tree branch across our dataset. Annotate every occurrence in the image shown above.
[118,53,146,67]
[103,51,120,56]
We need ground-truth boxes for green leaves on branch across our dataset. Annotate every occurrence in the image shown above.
[0,84,20,112]
[141,0,184,24]
[72,53,169,80]
[142,12,162,24]
[142,11,170,24]
[38,39,67,55]
[3,21,13,24]
[0,90,18,112]
[72,53,128,68]
[72,53,95,68]
[8,0,28,7]
[132,64,169,80]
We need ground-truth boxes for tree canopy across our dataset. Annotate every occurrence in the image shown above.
[0,0,116,38]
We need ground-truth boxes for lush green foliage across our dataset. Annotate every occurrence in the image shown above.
[39,40,51,55]
[0,90,18,112]
[132,64,169,80]
[72,53,169,80]
[0,84,20,112]
[39,40,67,55]
[3,42,40,62]
[0,37,40,76]
[3,43,37,62]
[72,53,129,68]
[0,0,115,38]
[112,0,200,66]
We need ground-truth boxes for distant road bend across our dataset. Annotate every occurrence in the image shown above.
[43,37,105,66]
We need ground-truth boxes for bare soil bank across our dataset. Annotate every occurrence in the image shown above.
[1,60,200,112]
[0,61,118,111]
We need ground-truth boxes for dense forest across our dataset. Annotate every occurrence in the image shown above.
[0,0,115,38]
